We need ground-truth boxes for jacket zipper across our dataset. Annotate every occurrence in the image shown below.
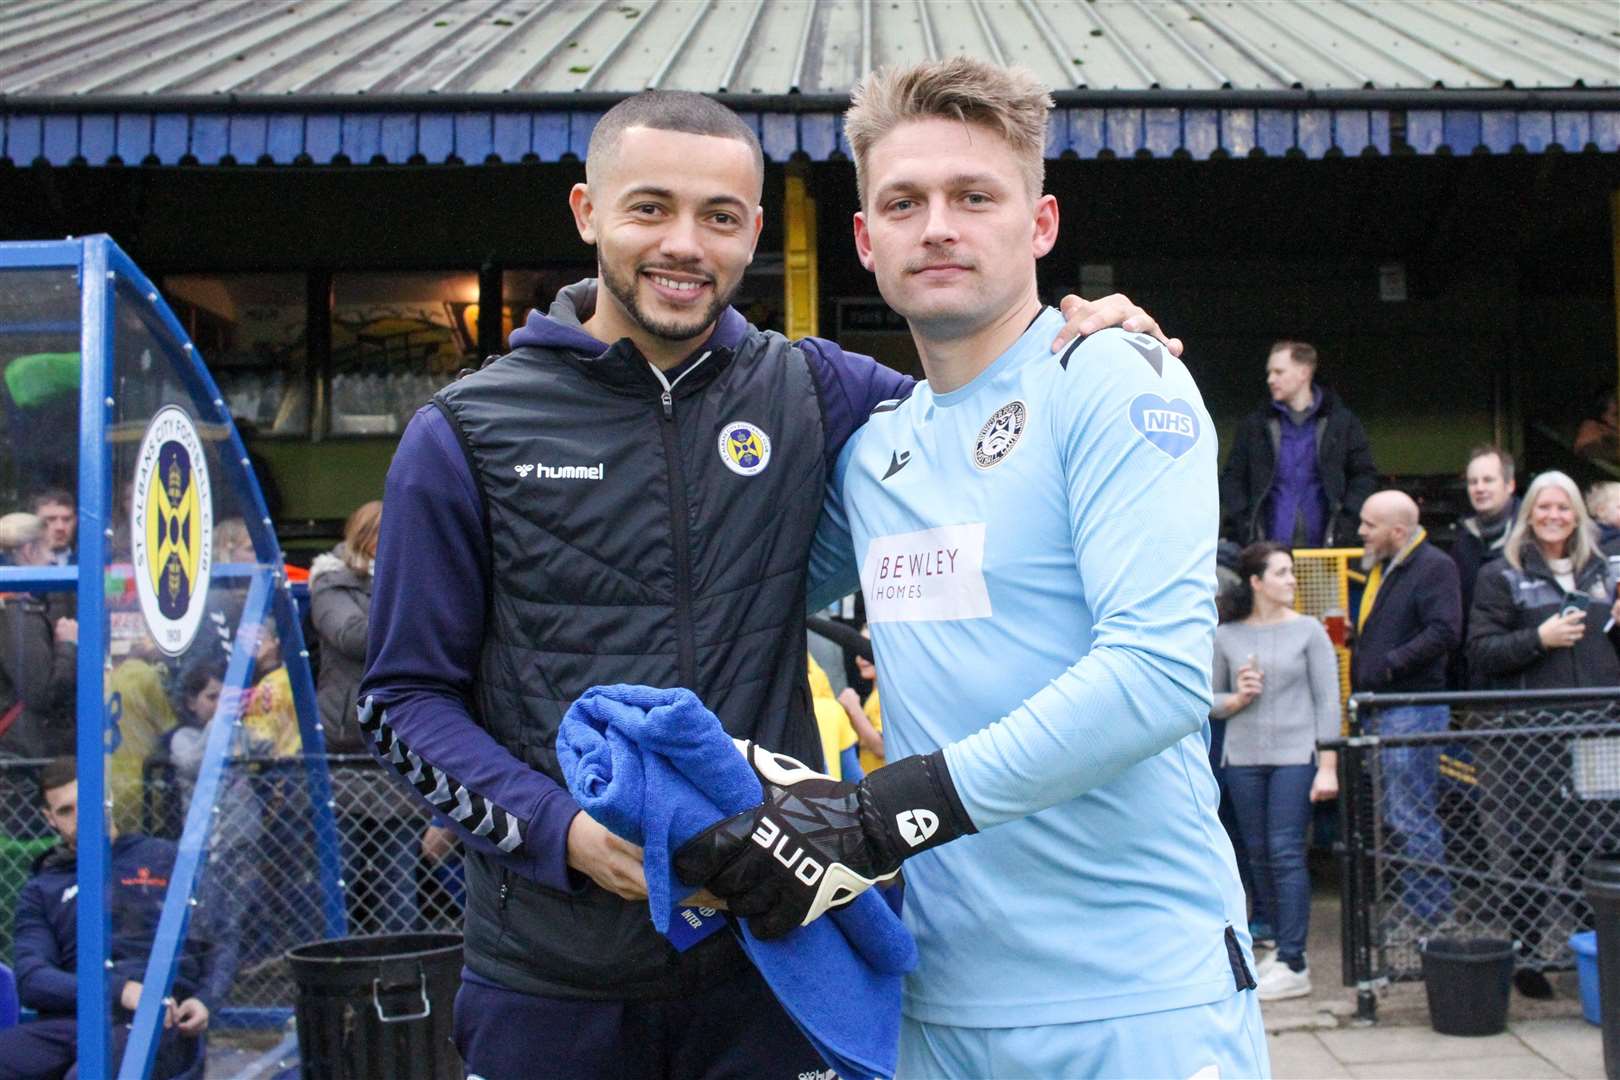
[647,353,712,689]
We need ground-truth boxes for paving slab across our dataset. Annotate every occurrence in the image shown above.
[1345,1056,1567,1079]
[1316,1025,1535,1065]
[1262,995,1358,1034]
[1511,1017,1606,1080]
[1268,1032,1353,1079]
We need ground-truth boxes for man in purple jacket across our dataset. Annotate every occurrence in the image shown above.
[1219,340,1378,547]
[359,89,1173,1079]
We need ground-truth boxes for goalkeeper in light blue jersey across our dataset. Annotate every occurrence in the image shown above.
[674,57,1270,1078]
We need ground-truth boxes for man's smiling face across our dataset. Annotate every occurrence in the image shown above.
[571,126,763,349]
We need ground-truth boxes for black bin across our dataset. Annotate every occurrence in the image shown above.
[1419,937,1515,1037]
[1584,856,1620,1080]
[287,932,463,1080]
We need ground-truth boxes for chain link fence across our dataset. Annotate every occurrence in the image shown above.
[0,754,463,1018]
[1334,689,1620,1021]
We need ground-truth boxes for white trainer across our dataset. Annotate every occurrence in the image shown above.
[1257,961,1312,1001]
[1251,952,1279,980]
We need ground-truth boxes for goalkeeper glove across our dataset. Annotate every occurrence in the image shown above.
[673,740,975,939]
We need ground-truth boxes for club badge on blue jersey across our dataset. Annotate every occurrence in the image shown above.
[1129,393,1201,459]
[974,400,1027,469]
[718,420,771,476]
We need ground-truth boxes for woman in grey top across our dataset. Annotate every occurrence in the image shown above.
[1212,542,1342,1002]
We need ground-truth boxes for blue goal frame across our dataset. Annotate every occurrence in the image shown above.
[0,236,343,1079]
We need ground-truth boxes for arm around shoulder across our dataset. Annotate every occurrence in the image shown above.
[798,338,914,460]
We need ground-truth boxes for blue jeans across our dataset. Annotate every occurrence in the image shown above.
[1374,704,1452,921]
[1207,719,1265,929]
[1226,764,1315,967]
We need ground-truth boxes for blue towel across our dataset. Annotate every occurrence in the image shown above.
[558,684,916,1080]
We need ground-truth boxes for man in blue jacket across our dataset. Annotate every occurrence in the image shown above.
[0,757,229,1080]
[358,89,1172,1079]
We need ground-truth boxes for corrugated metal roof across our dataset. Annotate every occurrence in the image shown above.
[0,0,1614,99]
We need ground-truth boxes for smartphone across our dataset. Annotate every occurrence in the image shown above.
[1561,591,1590,620]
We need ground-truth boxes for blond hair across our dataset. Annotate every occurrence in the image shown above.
[212,517,254,563]
[845,56,1052,206]
[342,500,383,573]
[1504,471,1597,573]
[0,512,44,551]
[1587,481,1620,526]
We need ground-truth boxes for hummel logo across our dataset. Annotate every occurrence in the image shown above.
[896,808,939,847]
[515,462,605,480]
[881,450,912,481]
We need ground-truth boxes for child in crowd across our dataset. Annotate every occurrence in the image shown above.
[808,654,861,781]
[837,624,885,774]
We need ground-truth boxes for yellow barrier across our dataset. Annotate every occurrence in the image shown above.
[1289,547,1363,733]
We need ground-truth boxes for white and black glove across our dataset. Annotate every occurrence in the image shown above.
[674,740,976,939]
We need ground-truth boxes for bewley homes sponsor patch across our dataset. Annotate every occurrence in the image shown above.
[861,522,992,624]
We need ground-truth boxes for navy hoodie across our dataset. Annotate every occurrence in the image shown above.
[13,834,233,1018]
[359,284,914,893]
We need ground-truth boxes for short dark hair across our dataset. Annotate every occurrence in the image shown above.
[586,91,764,185]
[29,488,74,512]
[1269,340,1318,370]
[176,663,225,705]
[1466,444,1516,485]
[39,756,76,802]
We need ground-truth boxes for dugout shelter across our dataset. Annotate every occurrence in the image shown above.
[0,235,340,1078]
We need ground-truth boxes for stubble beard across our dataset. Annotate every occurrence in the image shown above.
[599,259,737,346]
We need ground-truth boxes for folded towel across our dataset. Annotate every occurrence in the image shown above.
[558,683,916,1080]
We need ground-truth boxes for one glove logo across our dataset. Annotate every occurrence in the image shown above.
[750,814,826,886]
[896,808,939,847]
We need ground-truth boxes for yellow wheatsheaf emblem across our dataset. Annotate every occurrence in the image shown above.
[718,421,771,477]
[132,406,213,656]
[145,448,201,618]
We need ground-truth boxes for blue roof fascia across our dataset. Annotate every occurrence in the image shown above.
[3,107,1617,166]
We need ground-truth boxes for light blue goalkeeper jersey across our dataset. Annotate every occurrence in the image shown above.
[809,309,1252,1027]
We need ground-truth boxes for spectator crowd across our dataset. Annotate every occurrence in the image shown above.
[1210,338,1620,1005]
[0,491,461,1079]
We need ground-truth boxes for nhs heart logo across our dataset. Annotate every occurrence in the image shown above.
[1129,394,1200,459]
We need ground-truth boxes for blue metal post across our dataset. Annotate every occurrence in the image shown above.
[75,236,114,1080]
[273,583,348,939]
[119,575,273,1079]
